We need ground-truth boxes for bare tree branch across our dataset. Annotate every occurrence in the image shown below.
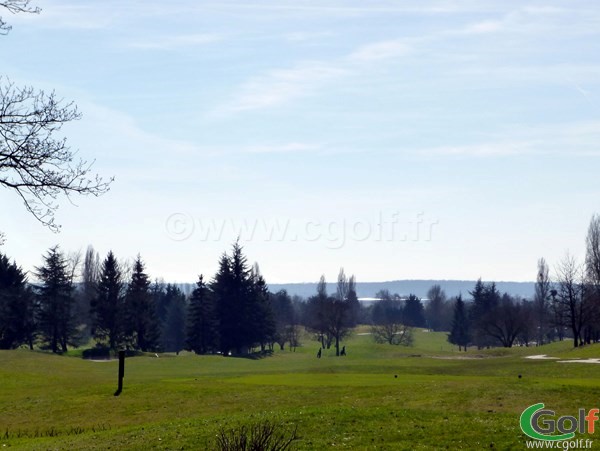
[0,78,113,232]
[0,1,40,35]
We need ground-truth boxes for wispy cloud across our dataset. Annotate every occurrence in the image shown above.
[127,33,223,50]
[348,39,414,62]
[215,62,347,114]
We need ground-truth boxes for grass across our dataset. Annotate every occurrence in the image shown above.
[1,330,599,449]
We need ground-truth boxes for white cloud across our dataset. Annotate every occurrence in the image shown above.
[244,142,322,154]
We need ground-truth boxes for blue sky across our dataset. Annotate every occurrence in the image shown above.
[2,0,600,284]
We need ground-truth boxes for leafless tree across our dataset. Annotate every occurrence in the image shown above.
[372,322,413,346]
[584,214,600,343]
[555,253,587,347]
[0,80,113,231]
[481,293,525,348]
[1,2,112,236]
[534,257,551,345]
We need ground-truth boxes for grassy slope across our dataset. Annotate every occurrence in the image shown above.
[1,331,599,450]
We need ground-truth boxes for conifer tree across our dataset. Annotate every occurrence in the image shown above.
[0,252,35,349]
[448,295,470,351]
[186,275,219,354]
[35,246,75,353]
[125,255,160,351]
[91,251,125,350]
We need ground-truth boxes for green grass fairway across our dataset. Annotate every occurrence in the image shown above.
[1,330,599,449]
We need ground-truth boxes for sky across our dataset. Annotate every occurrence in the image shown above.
[2,0,600,284]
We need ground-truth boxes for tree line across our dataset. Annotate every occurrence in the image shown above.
[448,214,600,350]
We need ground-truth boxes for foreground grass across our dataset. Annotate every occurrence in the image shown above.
[1,331,599,449]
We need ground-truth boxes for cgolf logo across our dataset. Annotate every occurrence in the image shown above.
[520,403,598,441]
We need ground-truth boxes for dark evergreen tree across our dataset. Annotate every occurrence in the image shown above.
[125,255,160,351]
[249,263,276,351]
[448,295,470,351]
[403,294,426,327]
[35,246,75,353]
[469,279,500,348]
[212,242,275,355]
[162,286,186,353]
[186,275,219,354]
[0,252,35,349]
[91,251,125,350]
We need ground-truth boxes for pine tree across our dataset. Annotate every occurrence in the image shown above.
[35,246,75,353]
[91,251,125,351]
[0,253,35,349]
[186,275,219,354]
[448,295,470,351]
[403,294,426,327]
[250,264,276,351]
[125,255,160,351]
[161,286,186,353]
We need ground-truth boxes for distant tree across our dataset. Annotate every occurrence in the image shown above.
[35,246,75,353]
[346,275,361,327]
[584,214,600,343]
[425,285,447,331]
[269,289,294,350]
[91,251,125,350]
[555,253,587,348]
[212,242,274,354]
[327,268,356,356]
[534,258,551,345]
[517,299,536,347]
[74,245,99,339]
[371,296,412,346]
[372,322,413,346]
[469,279,500,348]
[0,252,35,349]
[249,263,276,352]
[125,255,160,351]
[482,293,524,348]
[448,295,470,351]
[186,275,219,354]
[162,286,187,354]
[305,275,331,348]
[403,294,425,328]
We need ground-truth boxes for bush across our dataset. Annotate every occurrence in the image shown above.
[215,419,298,451]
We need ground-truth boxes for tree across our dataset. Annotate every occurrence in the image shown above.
[372,322,413,346]
[534,258,551,345]
[162,288,186,354]
[305,275,331,348]
[1,3,112,236]
[249,263,276,352]
[469,279,500,348]
[0,252,35,349]
[403,294,425,328]
[125,255,160,352]
[327,268,356,356]
[555,253,587,348]
[186,275,219,354]
[448,295,470,351]
[91,251,125,351]
[481,293,524,348]
[584,214,600,344]
[371,296,412,346]
[425,285,447,332]
[35,246,75,353]
[269,290,294,351]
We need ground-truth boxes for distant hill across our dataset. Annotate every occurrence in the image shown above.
[267,280,536,300]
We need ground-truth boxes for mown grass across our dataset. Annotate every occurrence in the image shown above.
[1,330,599,449]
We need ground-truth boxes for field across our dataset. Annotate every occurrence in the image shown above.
[1,330,599,450]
